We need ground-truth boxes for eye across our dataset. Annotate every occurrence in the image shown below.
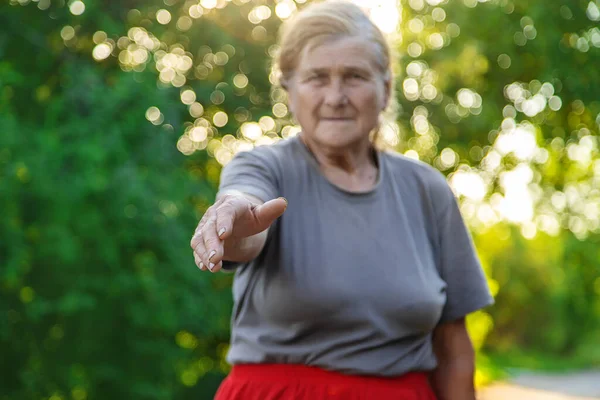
[305,74,328,85]
[348,73,366,81]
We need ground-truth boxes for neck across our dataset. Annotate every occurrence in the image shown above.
[299,133,379,193]
[300,133,376,173]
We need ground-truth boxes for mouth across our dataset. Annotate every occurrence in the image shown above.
[321,117,353,121]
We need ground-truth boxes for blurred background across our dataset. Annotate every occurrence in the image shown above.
[1,0,600,399]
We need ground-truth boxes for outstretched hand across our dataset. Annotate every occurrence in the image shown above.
[190,193,287,272]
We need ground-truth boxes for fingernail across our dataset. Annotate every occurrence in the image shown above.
[278,197,288,206]
[218,228,226,237]
[209,262,215,271]
[199,262,204,269]
[208,250,216,260]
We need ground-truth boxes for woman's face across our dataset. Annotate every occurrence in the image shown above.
[286,36,389,150]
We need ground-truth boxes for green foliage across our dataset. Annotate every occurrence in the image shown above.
[395,0,600,364]
[476,226,600,356]
[0,15,231,397]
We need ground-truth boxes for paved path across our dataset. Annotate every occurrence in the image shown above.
[478,370,600,400]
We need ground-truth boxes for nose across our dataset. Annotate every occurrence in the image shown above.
[323,79,348,108]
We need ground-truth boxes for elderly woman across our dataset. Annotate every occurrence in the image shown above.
[191,1,493,399]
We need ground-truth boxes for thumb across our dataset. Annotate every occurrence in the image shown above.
[253,197,287,229]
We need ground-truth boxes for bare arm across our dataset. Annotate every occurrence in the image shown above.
[429,318,477,400]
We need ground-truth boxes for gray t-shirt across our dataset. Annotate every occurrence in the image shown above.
[217,135,493,377]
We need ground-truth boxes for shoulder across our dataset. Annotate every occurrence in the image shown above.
[228,137,298,166]
[382,151,449,188]
[381,151,455,208]
[218,139,300,200]
[223,137,298,174]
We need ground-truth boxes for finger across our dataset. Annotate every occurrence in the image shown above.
[190,230,203,250]
[253,197,288,230]
[191,213,209,249]
[194,238,207,268]
[208,260,223,274]
[194,251,207,271]
[202,215,224,272]
[214,201,238,241]
[191,198,226,247]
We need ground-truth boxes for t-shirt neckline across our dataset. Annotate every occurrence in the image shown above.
[291,134,384,200]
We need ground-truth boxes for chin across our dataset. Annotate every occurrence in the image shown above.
[313,131,365,148]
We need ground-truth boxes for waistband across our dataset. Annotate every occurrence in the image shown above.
[229,363,431,388]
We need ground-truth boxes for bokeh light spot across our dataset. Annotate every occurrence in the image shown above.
[275,1,296,19]
[440,148,457,169]
[189,102,204,118]
[409,18,424,34]
[405,150,420,160]
[211,90,225,105]
[497,54,511,69]
[407,42,423,57]
[233,74,248,88]
[177,16,193,31]
[201,0,217,9]
[272,103,288,118]
[69,0,85,15]
[241,122,263,140]
[587,1,600,21]
[432,7,446,22]
[408,0,424,11]
[156,9,172,24]
[181,89,196,105]
[259,116,276,131]
[145,106,161,123]
[406,61,424,77]
[190,127,208,142]
[446,23,460,38]
[214,52,229,66]
[92,43,112,61]
[213,111,228,127]
[427,33,444,50]
[189,5,204,18]
[61,25,75,41]
[451,171,487,201]
[92,31,107,44]
[549,96,562,111]
[251,26,268,41]
[403,78,420,101]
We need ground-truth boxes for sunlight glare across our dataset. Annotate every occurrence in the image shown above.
[349,0,400,34]
[494,123,538,161]
[450,171,487,201]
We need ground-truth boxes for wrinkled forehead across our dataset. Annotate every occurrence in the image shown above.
[296,36,384,74]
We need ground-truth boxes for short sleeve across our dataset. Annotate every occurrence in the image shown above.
[432,177,494,324]
[218,147,280,202]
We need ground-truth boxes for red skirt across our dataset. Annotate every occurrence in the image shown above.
[214,363,437,400]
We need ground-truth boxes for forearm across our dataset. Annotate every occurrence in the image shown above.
[430,355,476,400]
